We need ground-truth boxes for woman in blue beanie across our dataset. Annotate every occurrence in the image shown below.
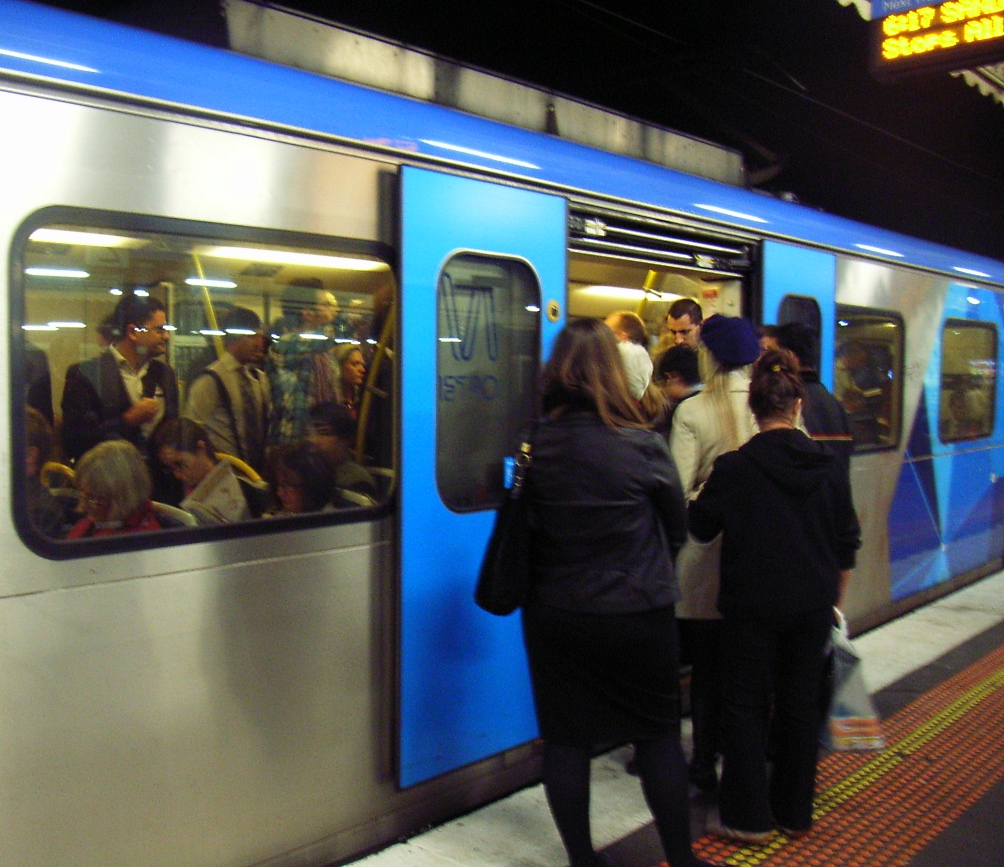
[668,313,760,795]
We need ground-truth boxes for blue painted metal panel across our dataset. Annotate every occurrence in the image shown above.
[761,242,837,389]
[2,1,1003,287]
[399,167,565,787]
[889,283,1004,600]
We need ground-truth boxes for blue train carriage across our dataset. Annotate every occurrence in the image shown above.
[2,1,1004,865]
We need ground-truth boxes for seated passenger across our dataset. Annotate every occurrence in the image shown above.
[152,418,252,524]
[66,440,165,538]
[25,406,71,537]
[308,401,379,502]
[264,441,335,515]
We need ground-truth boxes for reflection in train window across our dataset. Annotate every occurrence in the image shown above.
[939,320,997,443]
[436,254,540,513]
[16,217,396,547]
[835,307,904,451]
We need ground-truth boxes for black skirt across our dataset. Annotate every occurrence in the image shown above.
[521,602,681,746]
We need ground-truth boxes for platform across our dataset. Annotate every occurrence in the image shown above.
[348,570,1004,867]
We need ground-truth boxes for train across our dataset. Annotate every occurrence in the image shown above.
[3,1,1004,865]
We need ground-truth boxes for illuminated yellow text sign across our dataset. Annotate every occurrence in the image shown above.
[872,0,1004,76]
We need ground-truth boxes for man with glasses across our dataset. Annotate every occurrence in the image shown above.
[62,288,180,464]
[663,297,704,350]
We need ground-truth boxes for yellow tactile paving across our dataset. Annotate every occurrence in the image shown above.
[678,643,1004,867]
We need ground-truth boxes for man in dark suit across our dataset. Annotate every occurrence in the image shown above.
[62,290,179,463]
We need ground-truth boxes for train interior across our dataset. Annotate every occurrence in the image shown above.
[20,220,399,538]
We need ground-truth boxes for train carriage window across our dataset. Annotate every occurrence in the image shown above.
[939,320,997,443]
[835,306,904,451]
[436,254,540,512]
[14,216,396,550]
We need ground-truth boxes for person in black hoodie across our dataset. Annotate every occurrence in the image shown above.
[524,318,715,867]
[688,349,860,843]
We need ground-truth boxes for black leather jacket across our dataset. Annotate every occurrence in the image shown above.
[526,410,687,614]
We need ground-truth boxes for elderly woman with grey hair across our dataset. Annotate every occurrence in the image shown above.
[66,440,164,538]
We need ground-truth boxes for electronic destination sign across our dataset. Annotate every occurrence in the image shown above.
[871,1,1004,78]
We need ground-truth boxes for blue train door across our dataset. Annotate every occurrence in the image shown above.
[398,167,566,787]
[761,241,838,389]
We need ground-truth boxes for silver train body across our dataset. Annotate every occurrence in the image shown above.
[2,2,1003,865]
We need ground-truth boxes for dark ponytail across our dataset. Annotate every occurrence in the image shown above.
[749,348,804,424]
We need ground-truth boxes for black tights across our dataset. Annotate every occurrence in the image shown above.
[542,736,713,867]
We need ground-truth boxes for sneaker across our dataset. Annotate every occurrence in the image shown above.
[778,825,810,838]
[705,818,775,845]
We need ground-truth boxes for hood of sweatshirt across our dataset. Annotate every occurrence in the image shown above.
[740,428,835,496]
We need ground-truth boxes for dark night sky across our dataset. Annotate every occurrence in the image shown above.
[37,0,1004,260]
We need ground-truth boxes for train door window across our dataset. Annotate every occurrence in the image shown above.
[835,306,904,450]
[939,320,997,443]
[777,295,822,370]
[14,214,396,551]
[436,253,540,512]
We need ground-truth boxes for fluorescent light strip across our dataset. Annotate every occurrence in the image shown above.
[47,321,86,329]
[420,139,540,170]
[693,204,769,224]
[25,267,89,278]
[29,228,143,248]
[185,277,237,289]
[954,267,991,278]
[854,243,904,258]
[199,246,387,272]
[22,324,58,331]
[0,48,98,74]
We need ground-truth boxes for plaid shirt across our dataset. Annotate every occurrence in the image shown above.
[265,327,340,444]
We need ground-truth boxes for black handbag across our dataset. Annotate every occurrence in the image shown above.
[474,436,534,615]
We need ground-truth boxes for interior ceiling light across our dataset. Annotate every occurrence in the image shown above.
[185,277,237,289]
[197,245,388,272]
[25,267,89,278]
[29,228,147,248]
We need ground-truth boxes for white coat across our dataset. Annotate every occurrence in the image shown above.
[669,368,758,619]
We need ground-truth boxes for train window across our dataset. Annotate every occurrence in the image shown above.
[436,253,540,512]
[778,295,822,370]
[15,216,396,549]
[835,307,904,451]
[938,320,997,443]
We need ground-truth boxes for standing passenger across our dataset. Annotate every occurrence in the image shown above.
[184,307,271,473]
[61,290,179,463]
[266,278,341,444]
[522,318,715,867]
[604,310,653,401]
[689,349,860,842]
[668,314,759,795]
[776,322,854,480]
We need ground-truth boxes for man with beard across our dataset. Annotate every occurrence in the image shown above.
[62,288,179,463]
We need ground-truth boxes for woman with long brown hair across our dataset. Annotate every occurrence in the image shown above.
[689,349,860,842]
[523,317,715,867]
